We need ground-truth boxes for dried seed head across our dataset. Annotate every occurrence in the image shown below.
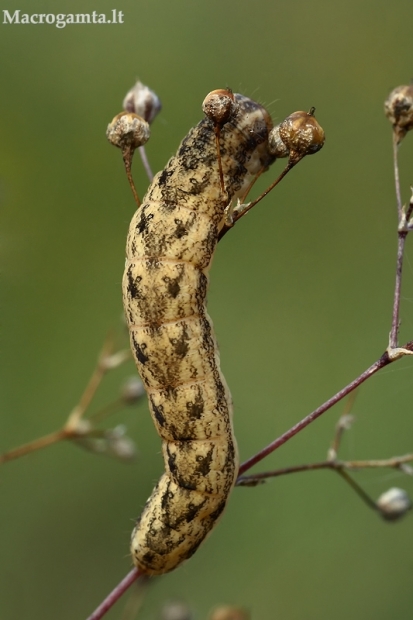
[106,112,150,151]
[209,606,249,620]
[268,124,290,158]
[202,89,238,126]
[123,80,162,124]
[384,84,413,144]
[377,487,412,522]
[279,108,325,161]
[121,376,146,404]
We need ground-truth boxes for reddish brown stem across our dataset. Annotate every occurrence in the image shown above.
[85,568,142,620]
[389,231,407,348]
[238,351,392,476]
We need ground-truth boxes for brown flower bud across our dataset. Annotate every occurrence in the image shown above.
[106,112,150,151]
[384,84,413,144]
[279,108,325,162]
[202,89,238,126]
[268,124,289,158]
[377,487,412,522]
[123,80,162,124]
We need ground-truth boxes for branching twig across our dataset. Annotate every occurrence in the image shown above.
[0,337,133,465]
[237,454,413,485]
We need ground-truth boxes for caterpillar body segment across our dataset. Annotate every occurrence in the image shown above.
[123,93,276,575]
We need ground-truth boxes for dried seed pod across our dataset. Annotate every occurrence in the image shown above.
[123,80,162,124]
[377,487,412,521]
[202,89,238,126]
[268,124,289,158]
[106,112,150,151]
[384,84,413,144]
[279,108,325,162]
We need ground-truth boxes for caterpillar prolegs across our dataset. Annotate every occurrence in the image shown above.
[110,87,324,575]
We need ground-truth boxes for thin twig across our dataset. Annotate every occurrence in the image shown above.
[65,336,114,432]
[138,145,154,183]
[85,568,142,620]
[390,231,407,348]
[238,351,394,476]
[335,468,378,511]
[393,133,403,221]
[0,429,67,464]
[0,340,131,465]
[237,453,413,485]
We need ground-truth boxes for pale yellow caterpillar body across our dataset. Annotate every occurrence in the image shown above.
[123,94,276,575]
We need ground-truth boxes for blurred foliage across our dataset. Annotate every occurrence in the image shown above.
[1,0,413,619]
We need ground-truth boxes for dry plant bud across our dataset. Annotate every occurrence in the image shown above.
[377,487,412,521]
[121,376,146,404]
[209,606,249,620]
[105,425,137,461]
[74,425,137,461]
[399,463,413,476]
[202,89,238,126]
[268,124,290,158]
[384,84,413,144]
[279,108,325,162]
[337,413,355,431]
[100,349,130,371]
[123,80,162,124]
[106,112,150,151]
[160,601,193,620]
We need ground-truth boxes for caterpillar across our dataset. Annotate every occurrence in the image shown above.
[113,87,324,575]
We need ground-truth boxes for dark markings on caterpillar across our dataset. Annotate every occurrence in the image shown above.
[123,93,276,575]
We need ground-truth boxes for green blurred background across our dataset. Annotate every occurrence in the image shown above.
[1,0,413,618]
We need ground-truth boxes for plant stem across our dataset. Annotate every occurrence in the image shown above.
[85,568,142,620]
[389,231,407,348]
[238,352,391,476]
[139,145,154,183]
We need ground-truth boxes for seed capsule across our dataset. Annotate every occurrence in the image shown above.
[123,80,162,124]
[377,487,412,521]
[202,89,238,126]
[279,108,325,162]
[384,84,413,144]
[106,112,150,151]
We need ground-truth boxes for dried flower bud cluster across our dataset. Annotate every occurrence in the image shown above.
[123,80,162,124]
[106,112,150,152]
[377,487,412,521]
[271,108,325,163]
[74,425,137,462]
[384,83,413,144]
[202,89,238,126]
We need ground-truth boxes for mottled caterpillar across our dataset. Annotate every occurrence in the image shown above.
[112,88,324,575]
